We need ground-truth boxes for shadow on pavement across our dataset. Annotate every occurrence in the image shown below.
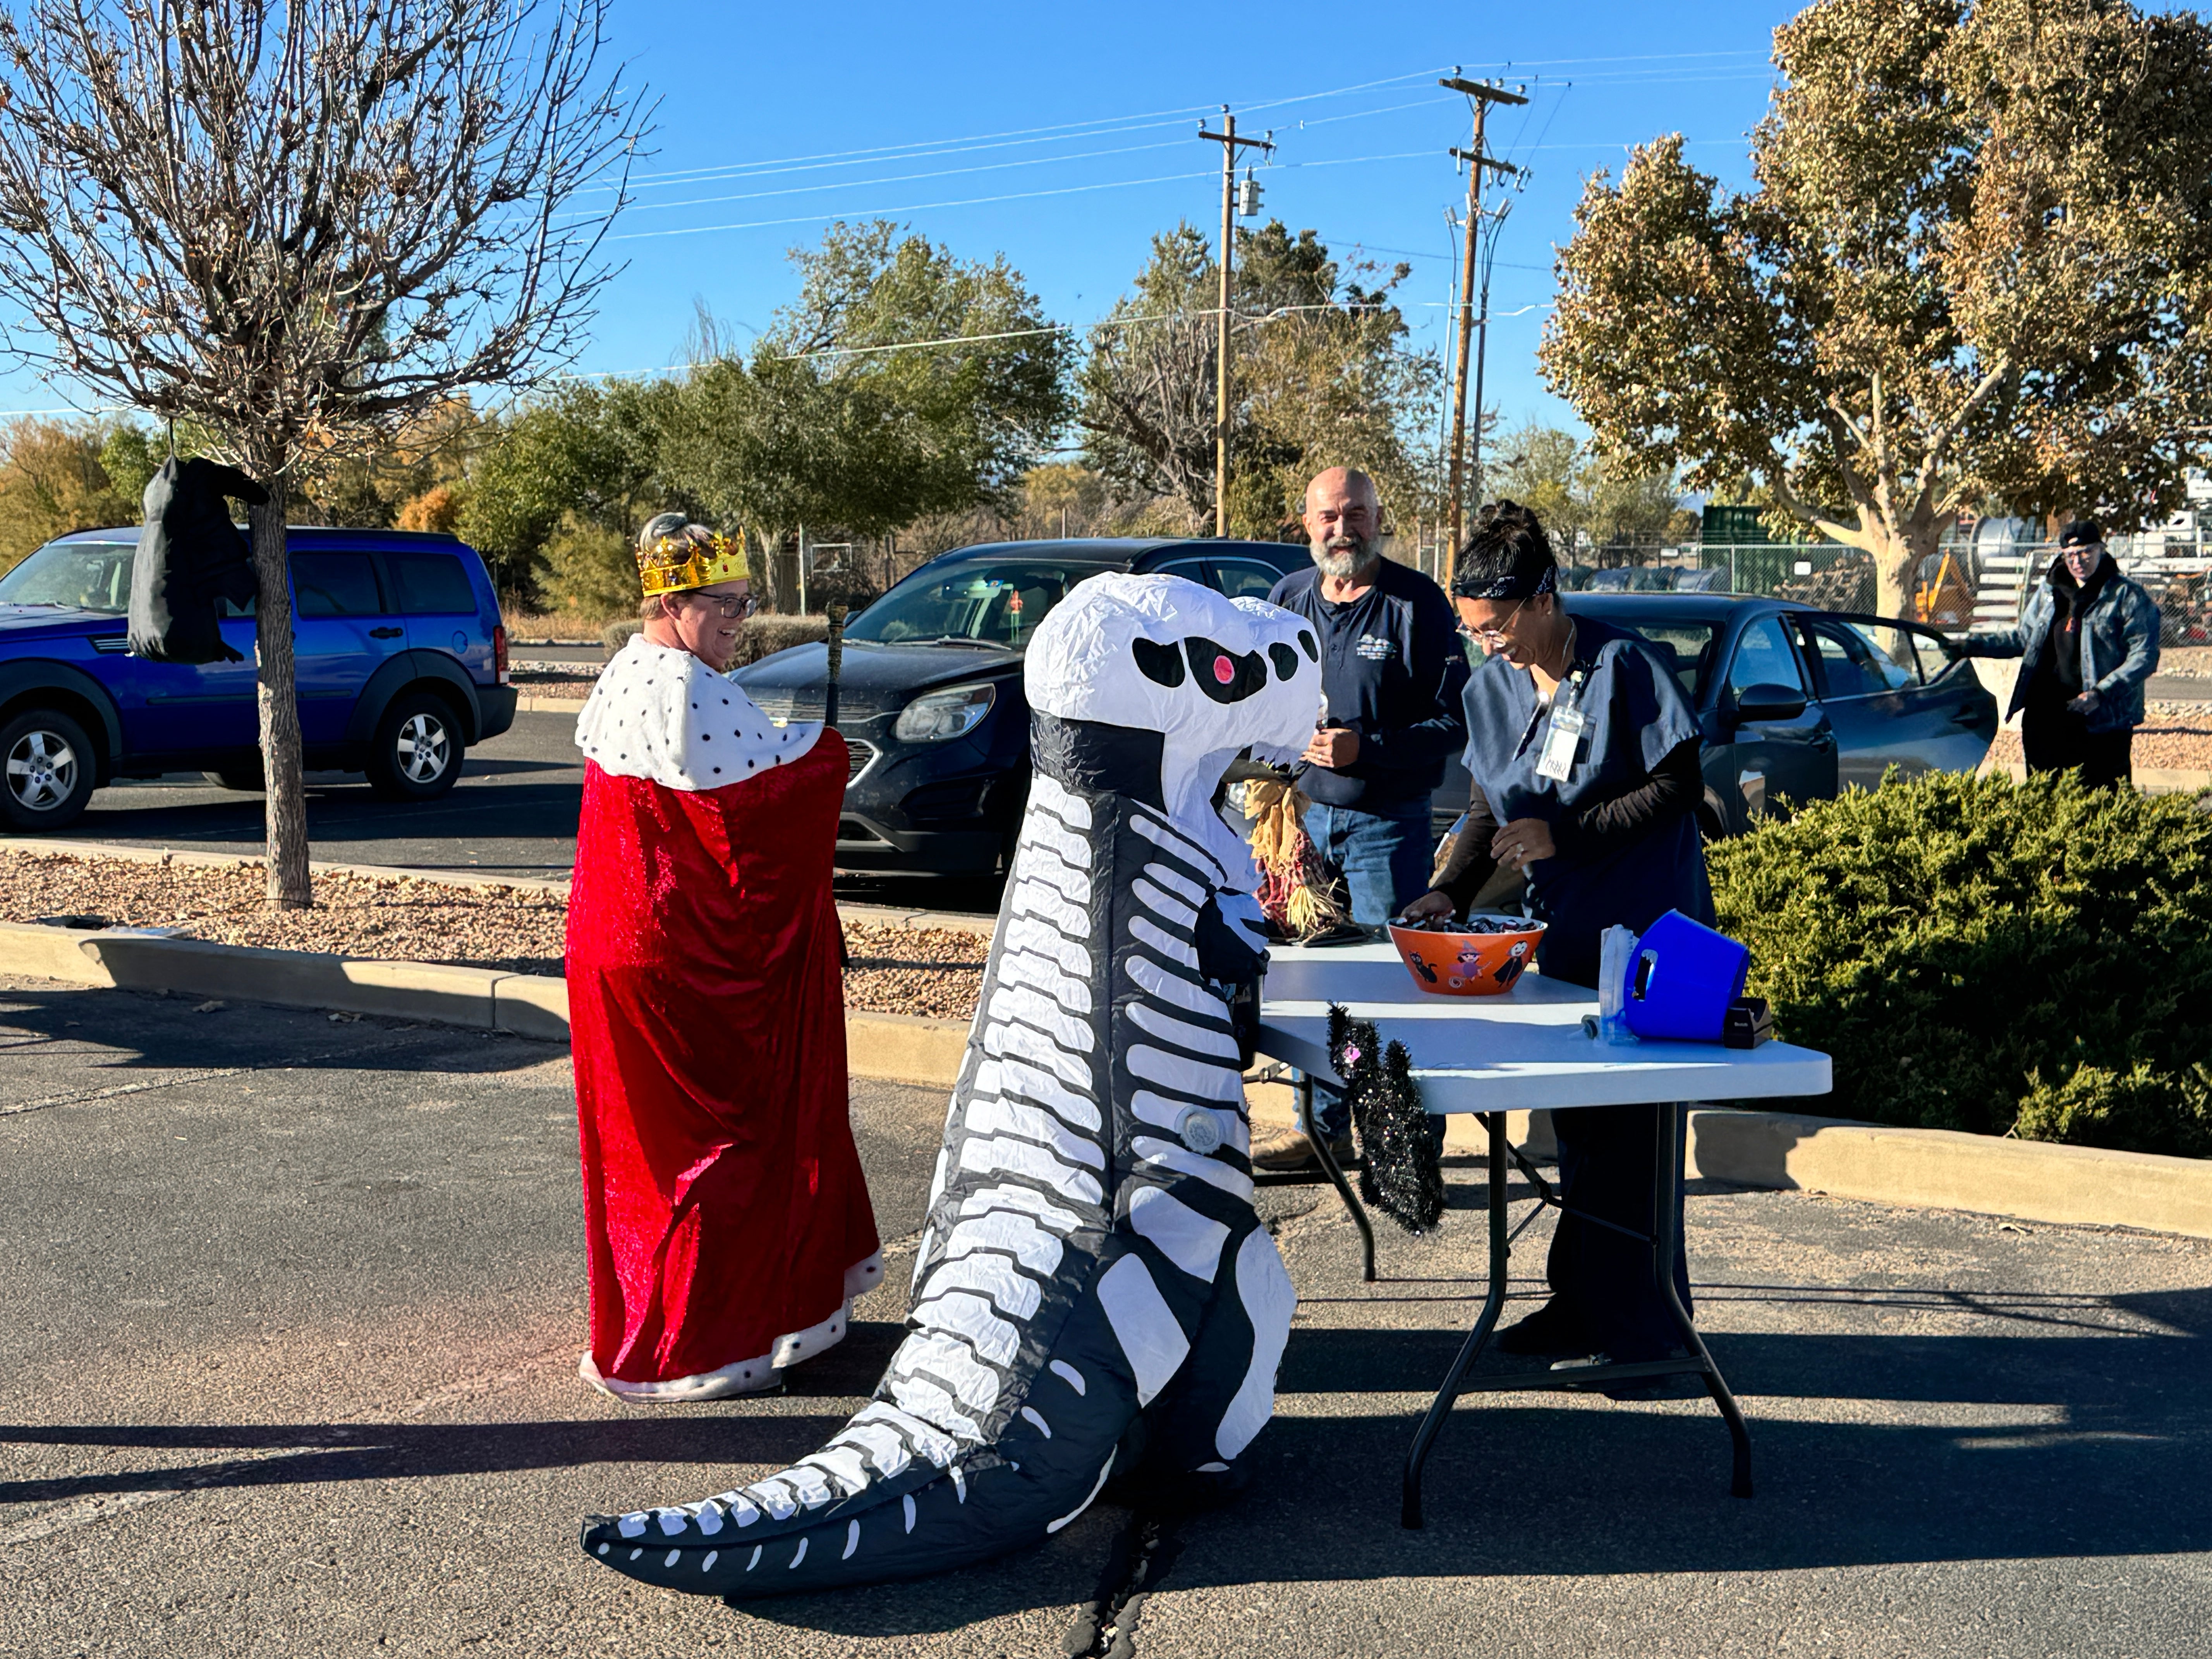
[0,984,559,1080]
[6,1300,2207,1633]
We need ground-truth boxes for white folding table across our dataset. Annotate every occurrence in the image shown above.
[1253,939,1833,1528]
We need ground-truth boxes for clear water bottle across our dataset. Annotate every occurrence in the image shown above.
[1597,925,1640,1046]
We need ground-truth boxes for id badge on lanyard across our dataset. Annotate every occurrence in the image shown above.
[1535,672,1588,783]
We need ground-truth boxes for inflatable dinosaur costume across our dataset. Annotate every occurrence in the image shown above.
[582,573,1322,1595]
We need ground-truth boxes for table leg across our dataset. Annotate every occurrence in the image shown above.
[1401,1110,1508,1530]
[1300,1073,1375,1284]
[1654,1103,1754,1500]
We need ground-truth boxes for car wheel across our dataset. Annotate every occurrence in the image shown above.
[0,708,97,831]
[204,761,266,792]
[365,692,465,801]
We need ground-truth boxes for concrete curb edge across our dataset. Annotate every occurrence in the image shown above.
[3,921,2205,1240]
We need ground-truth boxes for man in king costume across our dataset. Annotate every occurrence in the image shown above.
[566,514,881,1403]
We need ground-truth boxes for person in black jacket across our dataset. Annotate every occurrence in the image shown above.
[1257,466,1468,1170]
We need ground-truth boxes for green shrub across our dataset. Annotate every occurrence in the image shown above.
[1707,771,2212,1157]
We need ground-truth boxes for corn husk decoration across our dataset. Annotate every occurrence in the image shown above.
[1244,776,1345,939]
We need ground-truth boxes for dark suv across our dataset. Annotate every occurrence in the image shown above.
[734,537,1309,875]
[0,526,516,831]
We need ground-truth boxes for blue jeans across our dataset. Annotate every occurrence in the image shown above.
[1303,800,1435,929]
[1302,799,1437,1140]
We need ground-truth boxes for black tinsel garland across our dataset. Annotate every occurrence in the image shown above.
[1326,1003,1445,1235]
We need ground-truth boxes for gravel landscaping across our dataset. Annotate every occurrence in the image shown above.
[0,851,988,1017]
[1987,710,2212,774]
[511,661,599,700]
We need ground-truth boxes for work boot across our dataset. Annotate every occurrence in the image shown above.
[1549,1349,1704,1401]
[1250,1122,1356,1172]
[1494,1296,1589,1357]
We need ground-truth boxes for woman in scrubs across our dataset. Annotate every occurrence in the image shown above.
[1400,501,1711,1385]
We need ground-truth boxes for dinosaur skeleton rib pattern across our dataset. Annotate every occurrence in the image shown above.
[583,574,1316,1597]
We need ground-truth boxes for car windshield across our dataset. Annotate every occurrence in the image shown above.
[0,540,137,615]
[845,562,1097,649]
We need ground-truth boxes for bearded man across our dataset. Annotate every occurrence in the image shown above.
[565,514,881,1401]
[1259,467,1468,1170]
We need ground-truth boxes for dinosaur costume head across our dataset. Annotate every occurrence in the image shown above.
[1026,575,1319,805]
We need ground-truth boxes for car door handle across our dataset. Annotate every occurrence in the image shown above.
[369,626,404,639]
[1809,732,1837,750]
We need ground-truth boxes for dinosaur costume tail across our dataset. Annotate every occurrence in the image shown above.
[581,1211,1293,1596]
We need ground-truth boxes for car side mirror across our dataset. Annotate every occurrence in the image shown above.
[1731,683,1808,724]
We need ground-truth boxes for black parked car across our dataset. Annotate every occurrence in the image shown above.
[1432,592,1999,837]
[734,537,1309,875]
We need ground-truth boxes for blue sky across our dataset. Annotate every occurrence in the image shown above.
[2,0,1800,438]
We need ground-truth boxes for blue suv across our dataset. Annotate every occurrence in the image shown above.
[0,526,517,831]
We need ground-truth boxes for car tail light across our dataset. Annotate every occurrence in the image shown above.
[493,623,510,683]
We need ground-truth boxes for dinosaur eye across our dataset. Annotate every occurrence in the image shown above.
[1212,654,1234,685]
[1297,630,1318,661]
[1268,642,1299,680]
[1132,637,1185,688]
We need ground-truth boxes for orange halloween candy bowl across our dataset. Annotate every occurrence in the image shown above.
[1385,915,1548,997]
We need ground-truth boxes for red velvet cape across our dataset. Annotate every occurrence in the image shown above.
[566,731,878,1385]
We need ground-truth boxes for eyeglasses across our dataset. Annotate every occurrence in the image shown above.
[1457,597,1528,646]
[679,592,752,620]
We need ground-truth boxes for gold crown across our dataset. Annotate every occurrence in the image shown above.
[637,529,748,598]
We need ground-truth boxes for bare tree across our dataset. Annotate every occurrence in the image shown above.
[0,0,645,904]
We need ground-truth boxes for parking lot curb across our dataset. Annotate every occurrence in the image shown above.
[837,902,997,938]
[4,920,2206,1239]
[1687,1108,2212,1240]
[843,1009,972,1087]
[78,933,511,1029]
[0,920,115,986]
[0,921,972,1084]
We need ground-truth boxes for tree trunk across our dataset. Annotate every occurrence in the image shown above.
[1865,519,1944,622]
[251,488,313,909]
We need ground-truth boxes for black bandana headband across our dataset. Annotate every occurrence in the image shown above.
[1463,563,1557,603]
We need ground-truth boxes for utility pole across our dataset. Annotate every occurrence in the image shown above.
[1200,109,1273,538]
[1469,194,1511,555]
[1439,75,1526,565]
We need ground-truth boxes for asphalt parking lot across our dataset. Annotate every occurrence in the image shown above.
[55,708,1004,912]
[3,976,2208,1657]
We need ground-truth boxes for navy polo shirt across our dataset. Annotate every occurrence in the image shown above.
[1267,557,1469,813]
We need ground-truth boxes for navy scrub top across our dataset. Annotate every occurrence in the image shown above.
[1460,613,1714,989]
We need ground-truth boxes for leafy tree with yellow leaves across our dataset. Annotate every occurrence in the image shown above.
[1542,0,2212,615]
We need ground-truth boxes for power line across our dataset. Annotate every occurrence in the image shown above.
[605,114,1207,196]
[596,67,1457,195]
[592,50,1768,195]
[611,104,1221,188]
[603,168,1221,242]
[595,137,1191,218]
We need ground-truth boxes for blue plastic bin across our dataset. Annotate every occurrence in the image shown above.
[1623,910,1750,1043]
